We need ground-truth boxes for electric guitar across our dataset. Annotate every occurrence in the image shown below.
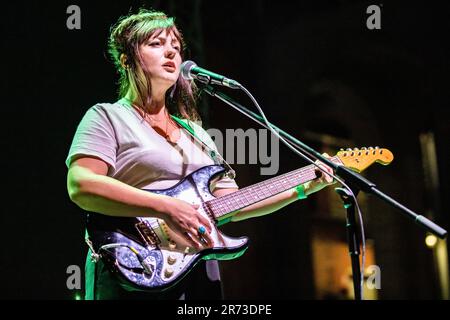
[86,147,393,292]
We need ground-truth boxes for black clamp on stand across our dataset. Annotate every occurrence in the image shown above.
[335,187,362,300]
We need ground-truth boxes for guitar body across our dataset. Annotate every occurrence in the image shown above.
[87,165,249,292]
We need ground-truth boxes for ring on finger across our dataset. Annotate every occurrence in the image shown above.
[198,225,206,235]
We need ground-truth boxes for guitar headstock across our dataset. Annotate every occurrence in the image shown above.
[337,147,394,173]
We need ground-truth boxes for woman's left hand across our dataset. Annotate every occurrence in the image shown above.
[304,153,336,196]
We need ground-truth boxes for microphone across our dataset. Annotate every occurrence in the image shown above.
[180,60,241,89]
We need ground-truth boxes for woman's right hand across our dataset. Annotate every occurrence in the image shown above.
[161,197,214,250]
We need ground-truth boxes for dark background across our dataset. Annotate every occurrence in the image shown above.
[2,0,449,299]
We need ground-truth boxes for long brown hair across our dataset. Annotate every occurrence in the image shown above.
[108,8,200,121]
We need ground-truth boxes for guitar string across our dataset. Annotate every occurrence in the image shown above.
[209,164,321,216]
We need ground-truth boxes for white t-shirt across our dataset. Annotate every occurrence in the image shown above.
[66,98,238,191]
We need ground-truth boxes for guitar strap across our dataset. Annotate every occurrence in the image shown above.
[171,115,236,180]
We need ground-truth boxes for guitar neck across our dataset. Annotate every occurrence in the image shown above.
[206,156,342,223]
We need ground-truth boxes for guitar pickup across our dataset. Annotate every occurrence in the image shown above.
[135,221,161,246]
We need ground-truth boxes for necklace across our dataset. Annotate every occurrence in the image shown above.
[131,103,180,143]
[146,113,179,143]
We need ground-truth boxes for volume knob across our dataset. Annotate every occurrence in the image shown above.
[164,267,174,278]
[168,241,177,250]
[167,254,177,265]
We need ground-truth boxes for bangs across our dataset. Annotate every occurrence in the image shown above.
[135,18,183,46]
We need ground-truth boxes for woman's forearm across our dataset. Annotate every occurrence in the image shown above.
[230,188,299,222]
[230,180,325,222]
[68,165,169,219]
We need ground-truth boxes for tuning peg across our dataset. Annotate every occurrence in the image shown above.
[346,148,352,151]
[361,147,367,150]
[375,146,379,149]
[340,148,344,151]
[353,147,359,151]
[368,147,374,150]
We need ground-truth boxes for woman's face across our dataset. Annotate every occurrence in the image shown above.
[138,29,182,91]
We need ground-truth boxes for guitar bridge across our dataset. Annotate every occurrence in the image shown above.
[135,220,161,247]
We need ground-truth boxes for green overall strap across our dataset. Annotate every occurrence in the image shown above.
[171,115,217,160]
[170,115,196,138]
[171,114,236,178]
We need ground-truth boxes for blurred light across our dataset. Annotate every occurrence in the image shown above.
[425,234,438,248]
[74,293,81,300]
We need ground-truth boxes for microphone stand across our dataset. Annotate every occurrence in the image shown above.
[202,84,448,299]
[335,186,363,300]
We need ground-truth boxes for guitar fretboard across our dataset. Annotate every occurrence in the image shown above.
[205,156,341,220]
